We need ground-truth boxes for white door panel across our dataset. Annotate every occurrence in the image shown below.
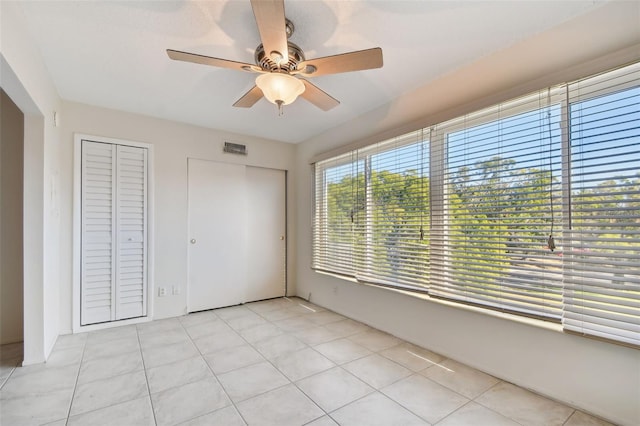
[81,141,116,325]
[187,160,285,312]
[245,167,286,302]
[188,160,247,311]
[115,145,147,320]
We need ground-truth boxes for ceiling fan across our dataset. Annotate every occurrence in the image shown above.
[167,0,383,115]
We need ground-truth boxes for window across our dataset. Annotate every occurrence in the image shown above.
[431,91,564,320]
[313,152,364,277]
[563,67,640,346]
[359,133,429,289]
[312,62,640,346]
[314,132,429,290]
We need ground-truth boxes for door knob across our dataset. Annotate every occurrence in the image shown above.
[190,239,196,244]
[280,236,285,240]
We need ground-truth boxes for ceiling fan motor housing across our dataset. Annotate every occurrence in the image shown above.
[255,42,305,73]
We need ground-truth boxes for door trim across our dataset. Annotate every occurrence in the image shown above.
[72,133,155,333]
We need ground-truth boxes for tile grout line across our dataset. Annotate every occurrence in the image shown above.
[291,365,373,420]
[431,400,471,426]
[216,302,310,417]
[214,301,331,423]
[199,301,504,426]
[136,325,159,426]
[256,301,376,420]
[182,309,252,425]
[561,410,579,426]
[247,303,329,425]
[242,301,415,421]
[256,301,472,425]
[63,337,88,426]
[62,331,149,423]
[0,361,19,391]
[468,380,527,426]
[0,343,24,391]
[474,378,580,425]
[296,338,467,424]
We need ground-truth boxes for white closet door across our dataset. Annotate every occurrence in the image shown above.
[245,167,286,302]
[81,141,117,325]
[188,159,247,311]
[81,140,147,325]
[116,146,147,320]
[187,160,286,312]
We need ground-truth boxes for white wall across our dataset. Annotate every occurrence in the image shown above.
[58,101,296,332]
[0,89,24,344]
[1,1,63,364]
[294,4,640,425]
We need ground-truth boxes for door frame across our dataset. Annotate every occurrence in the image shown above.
[72,133,155,333]
[186,158,287,312]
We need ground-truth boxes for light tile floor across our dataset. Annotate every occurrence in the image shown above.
[0,297,614,426]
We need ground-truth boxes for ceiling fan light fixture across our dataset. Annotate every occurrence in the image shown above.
[255,73,305,110]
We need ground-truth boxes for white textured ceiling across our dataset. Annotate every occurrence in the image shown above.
[17,0,620,143]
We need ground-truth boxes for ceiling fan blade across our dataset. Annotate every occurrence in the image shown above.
[250,0,289,64]
[300,79,340,111]
[167,49,259,72]
[233,85,264,108]
[297,48,383,77]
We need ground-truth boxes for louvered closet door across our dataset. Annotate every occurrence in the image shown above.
[81,140,147,325]
[81,142,116,325]
[116,146,147,320]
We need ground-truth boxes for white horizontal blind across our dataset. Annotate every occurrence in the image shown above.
[357,132,429,289]
[430,90,566,319]
[116,146,148,320]
[311,61,640,346]
[81,141,117,325]
[313,152,364,276]
[563,63,640,345]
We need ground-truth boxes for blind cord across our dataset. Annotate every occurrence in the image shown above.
[546,89,556,251]
[419,130,425,241]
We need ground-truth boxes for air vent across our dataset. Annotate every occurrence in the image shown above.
[223,142,247,155]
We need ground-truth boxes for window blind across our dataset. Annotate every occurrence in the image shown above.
[356,132,429,290]
[313,152,364,276]
[311,61,640,346]
[563,63,640,346]
[430,90,566,319]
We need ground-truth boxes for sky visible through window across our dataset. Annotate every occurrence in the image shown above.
[570,87,640,184]
[325,87,638,186]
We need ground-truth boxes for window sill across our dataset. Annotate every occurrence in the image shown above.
[314,269,563,334]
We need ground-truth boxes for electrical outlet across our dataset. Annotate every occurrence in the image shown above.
[158,287,167,297]
[172,286,180,295]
